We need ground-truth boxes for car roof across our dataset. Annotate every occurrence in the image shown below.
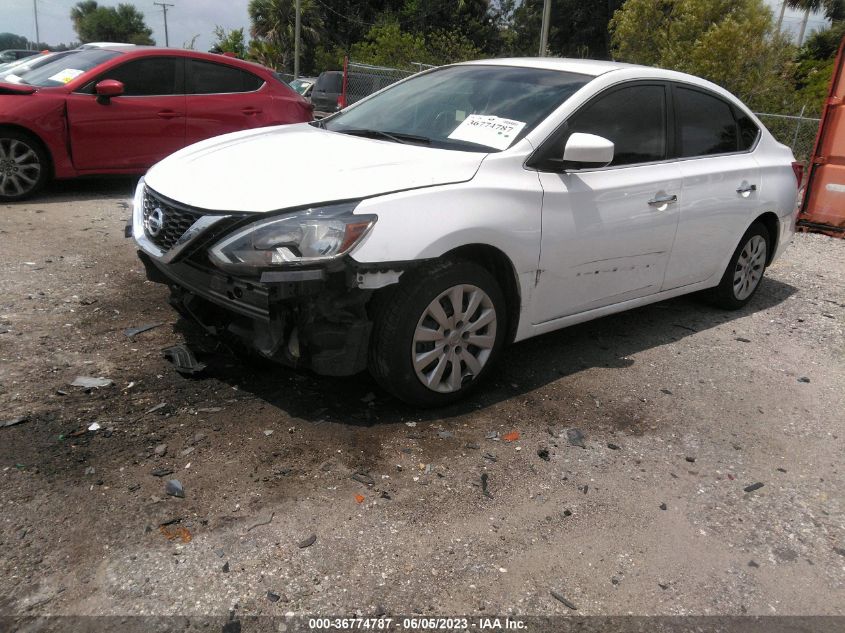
[87,46,276,73]
[458,57,643,77]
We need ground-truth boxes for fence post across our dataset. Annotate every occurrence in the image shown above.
[340,55,348,110]
[792,104,806,150]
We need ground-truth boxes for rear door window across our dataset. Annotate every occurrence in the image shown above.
[189,60,264,94]
[675,87,740,157]
[315,72,342,93]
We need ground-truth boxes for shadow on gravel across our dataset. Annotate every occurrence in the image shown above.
[28,176,140,205]
[172,277,798,425]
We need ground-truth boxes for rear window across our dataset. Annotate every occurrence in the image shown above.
[315,72,342,92]
[16,49,120,87]
[189,60,264,94]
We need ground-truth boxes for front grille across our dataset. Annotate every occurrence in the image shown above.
[143,188,204,252]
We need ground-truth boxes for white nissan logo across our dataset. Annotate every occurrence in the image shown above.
[146,207,165,237]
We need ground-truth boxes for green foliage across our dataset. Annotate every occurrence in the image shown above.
[248,0,322,72]
[348,20,480,68]
[785,0,845,22]
[801,20,845,60]
[610,0,796,111]
[211,26,247,58]
[70,1,154,45]
[0,32,77,51]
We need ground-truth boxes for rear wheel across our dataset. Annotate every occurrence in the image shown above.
[368,259,507,407]
[709,222,769,309]
[0,130,48,202]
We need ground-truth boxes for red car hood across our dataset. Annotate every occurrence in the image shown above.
[0,82,36,95]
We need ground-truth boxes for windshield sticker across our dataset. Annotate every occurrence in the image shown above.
[3,74,22,84]
[447,114,527,150]
[47,68,85,84]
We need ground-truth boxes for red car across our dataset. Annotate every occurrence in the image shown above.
[0,46,313,201]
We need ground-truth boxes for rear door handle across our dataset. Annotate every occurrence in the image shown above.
[736,183,757,194]
[242,107,262,115]
[648,194,678,206]
[157,110,181,119]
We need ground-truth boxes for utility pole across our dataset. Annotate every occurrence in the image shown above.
[797,6,811,47]
[294,0,301,78]
[33,0,40,48]
[776,0,787,32]
[538,0,551,57]
[153,2,174,47]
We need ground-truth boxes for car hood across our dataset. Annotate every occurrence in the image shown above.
[144,123,488,213]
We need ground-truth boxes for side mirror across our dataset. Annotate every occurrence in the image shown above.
[95,79,124,103]
[563,132,614,168]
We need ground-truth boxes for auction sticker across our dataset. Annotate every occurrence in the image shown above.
[447,114,526,150]
[48,68,85,84]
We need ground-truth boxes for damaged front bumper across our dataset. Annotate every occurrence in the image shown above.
[138,250,378,376]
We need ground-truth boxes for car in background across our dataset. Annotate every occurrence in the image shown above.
[0,49,40,63]
[0,46,313,201]
[311,70,398,116]
[0,50,79,83]
[288,76,316,99]
[130,58,800,406]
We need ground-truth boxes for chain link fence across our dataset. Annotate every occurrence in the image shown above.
[343,60,436,107]
[753,110,821,164]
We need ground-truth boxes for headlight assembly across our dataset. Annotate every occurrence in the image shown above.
[208,202,376,273]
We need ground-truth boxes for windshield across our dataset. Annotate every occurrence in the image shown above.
[15,49,120,87]
[322,65,590,152]
[289,78,313,95]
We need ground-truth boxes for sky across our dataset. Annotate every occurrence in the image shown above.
[0,0,834,53]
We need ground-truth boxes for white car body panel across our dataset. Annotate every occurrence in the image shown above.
[136,57,800,348]
[143,123,486,212]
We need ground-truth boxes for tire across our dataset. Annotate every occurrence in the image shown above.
[0,130,49,202]
[368,258,508,407]
[709,221,770,310]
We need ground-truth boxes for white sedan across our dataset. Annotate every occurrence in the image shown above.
[131,58,800,406]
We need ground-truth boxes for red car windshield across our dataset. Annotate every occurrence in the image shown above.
[15,50,121,87]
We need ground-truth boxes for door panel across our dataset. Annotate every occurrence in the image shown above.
[185,59,271,144]
[534,164,682,323]
[66,56,186,171]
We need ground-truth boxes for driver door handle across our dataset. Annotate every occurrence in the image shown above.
[648,194,678,206]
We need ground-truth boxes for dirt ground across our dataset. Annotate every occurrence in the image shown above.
[1,178,844,622]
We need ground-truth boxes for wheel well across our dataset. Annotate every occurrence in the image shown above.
[444,244,521,343]
[754,212,780,266]
[0,124,54,178]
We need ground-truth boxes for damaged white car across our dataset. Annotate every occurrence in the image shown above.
[131,58,800,406]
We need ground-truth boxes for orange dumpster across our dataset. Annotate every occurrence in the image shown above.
[799,36,845,238]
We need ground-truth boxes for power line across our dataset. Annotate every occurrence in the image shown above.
[153,1,174,47]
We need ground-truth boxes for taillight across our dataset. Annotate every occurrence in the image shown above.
[792,161,804,188]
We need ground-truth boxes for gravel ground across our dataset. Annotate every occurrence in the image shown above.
[1,179,844,621]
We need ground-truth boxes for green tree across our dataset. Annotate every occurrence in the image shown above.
[785,0,845,21]
[610,0,796,111]
[70,1,154,45]
[248,0,322,72]
[211,26,247,58]
[347,20,480,68]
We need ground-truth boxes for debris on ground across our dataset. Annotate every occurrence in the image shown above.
[355,494,365,503]
[2,416,28,429]
[297,534,317,549]
[550,590,578,610]
[87,422,101,432]
[437,430,454,439]
[165,479,185,498]
[567,428,586,448]
[70,376,113,389]
[660,503,667,511]
[743,482,764,493]
[162,344,207,375]
[151,467,174,478]
[84,466,95,476]
[352,472,375,486]
[485,431,499,440]
[159,525,192,543]
[246,511,274,532]
[481,473,492,498]
[685,456,696,463]
[465,442,480,450]
[482,452,497,462]
[502,431,520,442]
[537,447,550,461]
[221,561,230,573]
[797,377,811,383]
[124,323,164,338]
[267,592,281,602]
[607,442,621,450]
[154,444,167,457]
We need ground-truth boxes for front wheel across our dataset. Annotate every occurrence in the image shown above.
[709,222,770,310]
[0,131,49,202]
[368,259,507,407]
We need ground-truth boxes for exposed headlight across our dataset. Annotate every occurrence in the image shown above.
[208,202,375,273]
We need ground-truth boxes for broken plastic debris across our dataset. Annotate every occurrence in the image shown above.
[124,323,164,338]
[2,416,28,429]
[71,376,114,389]
[165,479,185,498]
[87,422,101,431]
[355,494,365,503]
[159,525,192,543]
[502,431,520,442]
[162,344,206,375]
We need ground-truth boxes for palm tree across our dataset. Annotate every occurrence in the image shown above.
[247,0,322,71]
